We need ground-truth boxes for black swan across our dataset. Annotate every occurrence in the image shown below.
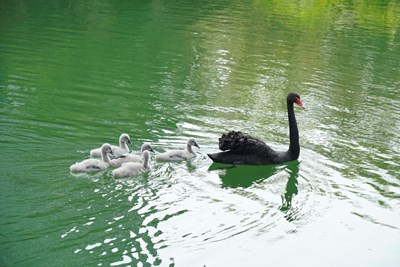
[207,93,304,165]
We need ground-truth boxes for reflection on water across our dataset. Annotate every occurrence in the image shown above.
[208,163,279,188]
[280,162,299,212]
[210,160,301,216]
[209,162,300,213]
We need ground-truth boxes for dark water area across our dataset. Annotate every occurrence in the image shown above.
[1,0,399,266]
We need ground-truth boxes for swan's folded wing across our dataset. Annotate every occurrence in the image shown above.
[88,165,102,170]
[218,131,269,152]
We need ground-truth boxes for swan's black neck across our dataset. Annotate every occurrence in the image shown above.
[286,99,300,161]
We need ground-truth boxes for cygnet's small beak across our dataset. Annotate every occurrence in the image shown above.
[194,143,200,149]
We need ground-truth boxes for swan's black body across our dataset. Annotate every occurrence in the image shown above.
[207,93,303,165]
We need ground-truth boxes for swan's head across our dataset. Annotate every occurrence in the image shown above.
[141,142,154,153]
[288,93,304,109]
[101,143,113,155]
[120,133,132,145]
[188,138,200,148]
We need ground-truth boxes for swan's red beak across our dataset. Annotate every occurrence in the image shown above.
[295,97,304,109]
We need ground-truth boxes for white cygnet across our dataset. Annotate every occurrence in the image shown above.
[155,138,199,161]
[110,142,154,168]
[90,133,131,158]
[112,150,151,178]
[70,143,113,172]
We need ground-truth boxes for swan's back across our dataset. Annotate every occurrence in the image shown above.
[112,162,143,178]
[112,161,149,178]
[70,158,108,172]
[155,150,195,161]
[112,150,150,178]
[218,131,272,153]
[208,131,280,165]
[110,154,142,168]
[91,145,128,158]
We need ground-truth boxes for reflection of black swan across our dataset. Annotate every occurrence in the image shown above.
[210,165,278,188]
[208,93,304,165]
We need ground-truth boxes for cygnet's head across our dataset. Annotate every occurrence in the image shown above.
[120,133,132,144]
[141,142,154,153]
[101,143,113,154]
[188,138,200,148]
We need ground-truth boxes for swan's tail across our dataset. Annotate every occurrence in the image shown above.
[207,153,220,162]
[207,151,238,164]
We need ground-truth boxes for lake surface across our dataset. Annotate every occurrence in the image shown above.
[1,0,399,266]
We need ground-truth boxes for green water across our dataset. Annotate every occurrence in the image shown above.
[1,0,399,266]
